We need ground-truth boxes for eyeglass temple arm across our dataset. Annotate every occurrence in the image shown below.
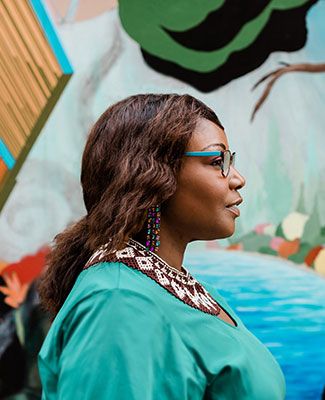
[184,151,223,156]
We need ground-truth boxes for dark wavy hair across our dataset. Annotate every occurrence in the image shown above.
[37,93,223,318]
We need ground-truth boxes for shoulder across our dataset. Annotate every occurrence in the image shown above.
[67,260,156,304]
[44,261,168,341]
[53,261,165,327]
[39,267,176,374]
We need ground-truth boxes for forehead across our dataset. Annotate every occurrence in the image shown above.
[187,118,229,151]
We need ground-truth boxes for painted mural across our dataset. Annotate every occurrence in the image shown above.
[0,1,324,399]
[0,0,73,212]
[120,0,319,90]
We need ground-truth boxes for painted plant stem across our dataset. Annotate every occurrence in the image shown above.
[251,62,325,121]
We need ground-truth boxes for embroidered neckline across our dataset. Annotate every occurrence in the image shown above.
[83,238,222,317]
[129,238,188,276]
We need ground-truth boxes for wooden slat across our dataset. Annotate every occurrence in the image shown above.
[0,0,72,213]
[0,117,18,158]
[0,79,22,156]
[7,104,28,146]
[0,103,20,157]
[19,0,61,77]
[0,3,51,99]
[4,0,57,88]
[0,11,43,114]
[0,60,31,136]
[0,44,39,132]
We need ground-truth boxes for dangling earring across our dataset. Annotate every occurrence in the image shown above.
[145,204,161,253]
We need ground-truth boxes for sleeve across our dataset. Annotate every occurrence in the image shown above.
[55,288,198,400]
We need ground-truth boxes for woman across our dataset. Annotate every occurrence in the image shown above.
[37,94,286,399]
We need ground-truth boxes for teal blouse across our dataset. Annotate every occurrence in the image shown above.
[38,261,286,399]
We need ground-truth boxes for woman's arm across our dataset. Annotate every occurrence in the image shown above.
[39,288,199,400]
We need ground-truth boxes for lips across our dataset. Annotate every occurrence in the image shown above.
[226,206,240,217]
[225,197,243,217]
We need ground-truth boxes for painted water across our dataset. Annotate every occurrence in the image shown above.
[185,250,325,400]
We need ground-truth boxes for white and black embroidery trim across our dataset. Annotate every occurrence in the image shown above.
[84,238,222,316]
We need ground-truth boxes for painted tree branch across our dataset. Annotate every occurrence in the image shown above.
[251,62,325,122]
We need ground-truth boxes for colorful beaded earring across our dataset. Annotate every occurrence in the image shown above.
[145,204,161,253]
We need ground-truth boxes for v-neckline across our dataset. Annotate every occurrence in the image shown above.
[84,238,240,329]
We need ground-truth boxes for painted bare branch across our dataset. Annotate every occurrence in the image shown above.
[251,62,325,122]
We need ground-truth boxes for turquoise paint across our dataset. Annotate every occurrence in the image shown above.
[186,250,325,400]
[0,138,15,169]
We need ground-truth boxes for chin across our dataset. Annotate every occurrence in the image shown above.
[202,227,235,241]
[218,231,235,240]
[192,220,237,241]
[216,223,236,239]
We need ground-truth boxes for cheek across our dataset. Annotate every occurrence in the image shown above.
[164,163,236,239]
[176,173,228,215]
[164,174,235,240]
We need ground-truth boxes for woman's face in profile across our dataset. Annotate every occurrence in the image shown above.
[163,118,246,242]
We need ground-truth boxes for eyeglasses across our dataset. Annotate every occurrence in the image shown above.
[184,150,236,178]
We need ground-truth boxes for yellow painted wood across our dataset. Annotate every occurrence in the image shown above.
[0,0,72,212]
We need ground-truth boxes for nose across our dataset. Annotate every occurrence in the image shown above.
[229,165,246,190]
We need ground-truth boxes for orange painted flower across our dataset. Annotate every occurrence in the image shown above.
[0,271,30,308]
[278,238,300,258]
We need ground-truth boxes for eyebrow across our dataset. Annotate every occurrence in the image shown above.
[200,143,226,151]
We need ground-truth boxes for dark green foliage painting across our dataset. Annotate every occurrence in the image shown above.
[119,0,317,91]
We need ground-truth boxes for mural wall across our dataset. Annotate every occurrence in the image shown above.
[0,0,324,398]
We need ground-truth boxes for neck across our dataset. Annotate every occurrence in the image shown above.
[133,220,188,272]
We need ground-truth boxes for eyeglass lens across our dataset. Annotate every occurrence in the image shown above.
[223,151,236,177]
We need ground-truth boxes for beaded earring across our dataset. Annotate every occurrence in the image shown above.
[145,204,161,253]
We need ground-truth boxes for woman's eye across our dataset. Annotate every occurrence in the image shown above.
[211,158,223,168]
